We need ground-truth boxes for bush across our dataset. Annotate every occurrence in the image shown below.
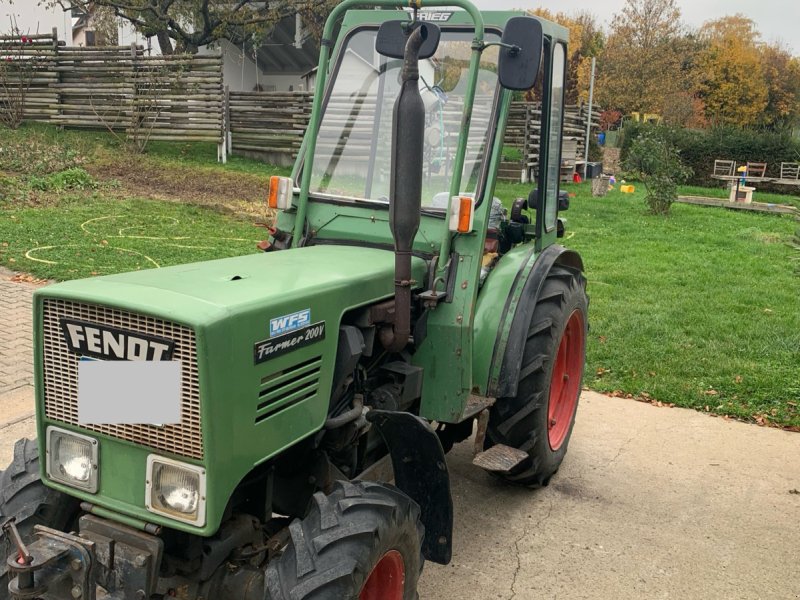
[624,130,691,215]
[28,168,96,192]
[620,122,800,195]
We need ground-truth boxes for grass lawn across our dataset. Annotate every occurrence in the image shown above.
[495,180,800,428]
[0,194,262,280]
[1,124,798,428]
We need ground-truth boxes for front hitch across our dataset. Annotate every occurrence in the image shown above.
[3,515,163,600]
[4,519,96,600]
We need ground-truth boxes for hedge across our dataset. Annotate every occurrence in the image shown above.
[619,123,800,195]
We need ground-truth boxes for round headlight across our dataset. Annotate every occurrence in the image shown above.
[155,464,199,514]
[56,435,93,482]
[46,427,98,493]
[146,456,206,526]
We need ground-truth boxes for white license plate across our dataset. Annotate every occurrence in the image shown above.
[78,360,182,425]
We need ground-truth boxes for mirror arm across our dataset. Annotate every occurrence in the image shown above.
[480,41,521,55]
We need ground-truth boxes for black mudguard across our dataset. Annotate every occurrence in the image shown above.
[365,410,453,565]
[492,244,584,398]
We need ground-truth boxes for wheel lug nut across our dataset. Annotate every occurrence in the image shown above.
[549,418,557,427]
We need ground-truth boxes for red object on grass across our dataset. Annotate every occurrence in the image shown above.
[572,172,582,184]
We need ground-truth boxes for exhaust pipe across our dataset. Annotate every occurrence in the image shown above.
[380,24,428,353]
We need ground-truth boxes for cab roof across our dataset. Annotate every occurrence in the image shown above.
[341,9,570,44]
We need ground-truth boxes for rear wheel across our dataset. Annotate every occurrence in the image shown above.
[266,480,424,600]
[0,439,80,600]
[487,265,588,487]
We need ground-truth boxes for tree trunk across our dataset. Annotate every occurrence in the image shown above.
[156,31,173,55]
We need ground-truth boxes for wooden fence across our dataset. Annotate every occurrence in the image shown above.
[0,30,224,158]
[2,32,598,174]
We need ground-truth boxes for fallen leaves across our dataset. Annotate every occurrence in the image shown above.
[606,389,675,408]
[9,273,47,285]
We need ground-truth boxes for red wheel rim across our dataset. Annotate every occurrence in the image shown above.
[359,550,405,600]
[547,310,585,451]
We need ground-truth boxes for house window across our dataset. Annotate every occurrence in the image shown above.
[85,30,96,46]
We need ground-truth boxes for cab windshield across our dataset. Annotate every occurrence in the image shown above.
[306,27,501,210]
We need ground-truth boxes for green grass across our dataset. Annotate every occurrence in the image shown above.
[2,124,798,427]
[0,194,261,280]
[494,180,800,428]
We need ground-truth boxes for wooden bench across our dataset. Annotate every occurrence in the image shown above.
[775,162,800,186]
[744,162,768,182]
[712,159,737,180]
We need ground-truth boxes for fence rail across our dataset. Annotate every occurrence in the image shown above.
[0,30,224,156]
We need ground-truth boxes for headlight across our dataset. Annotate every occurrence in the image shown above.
[146,455,206,526]
[46,427,98,493]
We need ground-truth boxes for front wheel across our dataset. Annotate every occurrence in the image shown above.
[266,480,424,600]
[487,265,588,487]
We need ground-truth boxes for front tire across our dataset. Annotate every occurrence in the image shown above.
[0,439,80,600]
[487,265,588,487]
[266,480,424,600]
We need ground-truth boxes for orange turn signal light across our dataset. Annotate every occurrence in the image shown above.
[268,176,293,210]
[448,195,475,233]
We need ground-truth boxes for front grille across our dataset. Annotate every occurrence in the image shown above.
[42,299,203,459]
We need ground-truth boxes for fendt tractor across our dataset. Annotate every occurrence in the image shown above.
[0,2,588,598]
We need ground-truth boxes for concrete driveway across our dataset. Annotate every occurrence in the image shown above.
[419,392,800,599]
[2,387,798,599]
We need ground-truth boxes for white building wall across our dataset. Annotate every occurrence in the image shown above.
[201,39,307,92]
[0,1,69,41]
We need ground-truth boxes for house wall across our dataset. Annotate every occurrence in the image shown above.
[1,2,69,40]
[202,40,308,92]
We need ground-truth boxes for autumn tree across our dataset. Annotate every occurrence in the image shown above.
[595,0,686,115]
[42,0,336,55]
[527,8,604,105]
[758,43,800,130]
[696,15,768,127]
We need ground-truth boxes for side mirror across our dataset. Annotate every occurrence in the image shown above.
[528,189,569,212]
[498,16,543,91]
[376,20,441,59]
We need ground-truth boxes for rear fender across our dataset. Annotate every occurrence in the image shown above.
[473,244,583,399]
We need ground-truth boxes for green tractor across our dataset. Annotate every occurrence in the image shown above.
[1,2,587,598]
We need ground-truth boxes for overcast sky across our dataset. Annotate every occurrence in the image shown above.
[2,1,798,54]
[470,0,799,54]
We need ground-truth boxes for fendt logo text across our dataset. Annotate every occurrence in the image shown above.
[269,309,311,337]
[60,319,175,361]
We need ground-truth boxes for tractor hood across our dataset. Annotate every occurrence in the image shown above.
[37,245,427,327]
[33,245,428,537]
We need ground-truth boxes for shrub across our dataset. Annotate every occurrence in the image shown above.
[624,130,691,215]
[28,168,96,192]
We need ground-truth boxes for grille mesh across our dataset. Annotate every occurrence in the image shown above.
[42,298,203,459]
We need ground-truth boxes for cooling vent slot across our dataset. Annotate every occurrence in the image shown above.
[256,356,322,423]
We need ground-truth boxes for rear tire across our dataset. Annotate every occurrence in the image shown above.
[266,480,424,600]
[487,265,588,487]
[0,439,80,600]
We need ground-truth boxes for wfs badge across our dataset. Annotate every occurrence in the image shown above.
[269,309,311,337]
